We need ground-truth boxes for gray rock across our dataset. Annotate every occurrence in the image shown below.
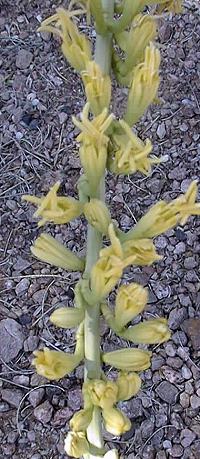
[191,424,200,437]
[174,242,186,254]
[34,400,53,423]
[163,439,172,449]
[122,398,143,418]
[13,257,31,272]
[181,365,192,380]
[1,389,23,407]
[0,318,25,362]
[13,375,29,386]
[155,381,179,404]
[28,388,45,407]
[15,278,30,295]
[51,407,73,427]
[180,428,196,447]
[184,257,197,269]
[0,402,10,412]
[165,343,176,357]
[141,418,155,439]
[24,335,39,352]
[16,49,33,69]
[182,319,200,350]
[157,122,166,139]
[168,307,188,330]
[180,392,190,408]
[156,452,167,459]
[190,395,200,409]
[170,444,184,457]
[67,389,82,411]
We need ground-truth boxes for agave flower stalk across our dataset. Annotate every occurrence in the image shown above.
[22,1,199,459]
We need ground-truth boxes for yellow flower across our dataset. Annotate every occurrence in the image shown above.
[83,379,118,409]
[81,61,111,115]
[50,307,84,328]
[116,372,141,401]
[108,120,160,176]
[64,431,89,458]
[70,408,93,431]
[124,43,161,126]
[122,318,171,344]
[170,180,200,225]
[102,407,131,436]
[22,181,83,227]
[121,181,200,241]
[33,348,81,380]
[115,283,148,328]
[31,233,85,271]
[33,323,84,380]
[38,8,91,71]
[90,224,137,301]
[102,348,152,371]
[115,15,157,76]
[73,103,114,192]
[90,255,123,301]
[84,198,111,235]
[89,225,159,302]
[122,238,162,266]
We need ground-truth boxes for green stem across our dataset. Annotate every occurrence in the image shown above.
[84,0,114,456]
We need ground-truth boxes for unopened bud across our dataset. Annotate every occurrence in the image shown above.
[70,408,93,432]
[84,199,111,234]
[102,407,131,436]
[103,348,152,372]
[116,372,141,401]
[50,307,84,329]
[122,318,171,344]
[64,431,89,458]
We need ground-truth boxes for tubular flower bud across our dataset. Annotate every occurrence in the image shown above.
[73,103,114,192]
[122,318,171,344]
[124,43,161,126]
[31,233,85,271]
[108,120,160,176]
[115,15,157,76]
[50,307,84,329]
[115,283,148,328]
[81,61,111,115]
[102,348,152,372]
[33,348,81,380]
[122,181,200,242]
[38,8,91,71]
[116,372,141,401]
[84,199,111,235]
[83,379,118,409]
[22,181,83,227]
[102,407,131,436]
[122,238,162,266]
[64,431,89,458]
[70,408,93,431]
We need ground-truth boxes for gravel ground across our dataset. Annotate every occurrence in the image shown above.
[0,1,200,458]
